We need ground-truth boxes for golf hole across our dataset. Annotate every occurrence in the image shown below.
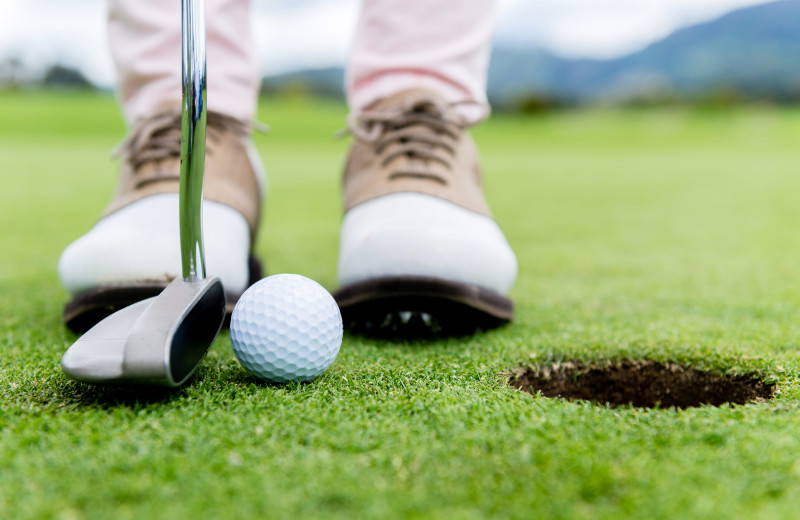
[509,360,776,409]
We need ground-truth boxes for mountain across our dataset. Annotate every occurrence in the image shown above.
[485,47,566,102]
[260,0,800,106]
[487,0,800,104]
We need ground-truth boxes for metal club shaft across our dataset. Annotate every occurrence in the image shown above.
[179,0,208,281]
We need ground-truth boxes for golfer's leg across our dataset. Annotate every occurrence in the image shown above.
[109,0,259,123]
[336,0,517,332]
[60,0,264,332]
[346,0,495,118]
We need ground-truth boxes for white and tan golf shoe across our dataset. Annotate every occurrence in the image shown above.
[333,89,517,335]
[59,107,265,332]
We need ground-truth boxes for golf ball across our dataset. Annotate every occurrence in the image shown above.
[230,274,343,383]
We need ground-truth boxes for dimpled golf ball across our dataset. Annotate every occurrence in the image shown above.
[230,274,343,383]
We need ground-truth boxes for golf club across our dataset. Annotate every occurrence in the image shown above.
[60,0,225,387]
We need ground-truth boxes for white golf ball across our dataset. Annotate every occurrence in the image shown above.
[230,274,343,383]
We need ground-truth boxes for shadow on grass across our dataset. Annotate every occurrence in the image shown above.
[341,304,512,340]
[226,374,319,389]
[52,366,316,408]
[342,319,512,345]
[49,364,230,408]
[55,379,186,408]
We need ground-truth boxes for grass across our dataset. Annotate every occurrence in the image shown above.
[3,90,800,518]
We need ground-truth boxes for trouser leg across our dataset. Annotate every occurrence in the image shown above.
[346,0,496,119]
[108,0,259,123]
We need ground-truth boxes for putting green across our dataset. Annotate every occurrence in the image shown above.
[2,91,800,519]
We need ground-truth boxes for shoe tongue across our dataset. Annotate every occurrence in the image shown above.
[371,88,452,118]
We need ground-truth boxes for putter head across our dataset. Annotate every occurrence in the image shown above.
[61,276,225,387]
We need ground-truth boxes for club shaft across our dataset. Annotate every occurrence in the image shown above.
[179,0,207,281]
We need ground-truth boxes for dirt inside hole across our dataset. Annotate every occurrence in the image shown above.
[509,360,776,409]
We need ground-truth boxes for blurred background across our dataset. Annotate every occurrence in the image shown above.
[1,0,798,111]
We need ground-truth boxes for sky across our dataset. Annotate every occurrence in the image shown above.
[0,0,775,87]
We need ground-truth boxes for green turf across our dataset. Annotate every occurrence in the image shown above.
[3,90,800,519]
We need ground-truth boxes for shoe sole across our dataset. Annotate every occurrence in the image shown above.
[63,255,263,333]
[333,275,513,337]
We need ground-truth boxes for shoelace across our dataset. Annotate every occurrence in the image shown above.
[112,111,267,170]
[340,97,487,184]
